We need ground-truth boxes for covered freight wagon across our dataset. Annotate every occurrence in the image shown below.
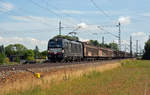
[82,42,115,60]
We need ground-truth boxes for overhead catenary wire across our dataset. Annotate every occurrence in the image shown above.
[0,1,54,27]
[41,0,114,34]
[29,0,79,27]
[89,0,119,36]
[0,0,120,42]
[29,0,117,36]
[0,0,75,33]
[98,26,119,38]
[0,8,76,36]
[30,0,61,18]
[0,0,74,29]
[89,0,119,35]
[89,0,124,51]
[30,0,76,31]
[0,6,59,37]
[42,0,76,20]
[89,0,114,21]
[44,0,95,26]
[0,5,117,43]
[0,10,51,27]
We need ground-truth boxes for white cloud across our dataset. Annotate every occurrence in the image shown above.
[0,36,47,51]
[131,32,146,37]
[77,23,88,29]
[118,16,131,25]
[75,22,100,32]
[79,25,99,32]
[79,38,90,42]
[0,2,14,12]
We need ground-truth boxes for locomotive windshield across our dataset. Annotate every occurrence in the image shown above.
[48,39,62,48]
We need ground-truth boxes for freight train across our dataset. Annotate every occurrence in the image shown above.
[47,37,131,62]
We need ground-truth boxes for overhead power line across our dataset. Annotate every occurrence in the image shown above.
[30,0,61,18]
[43,0,75,19]
[89,0,113,20]
[29,0,78,27]
[0,0,68,28]
[97,26,119,38]
[0,0,54,27]
[0,0,79,36]
[29,0,116,36]
[0,9,52,27]
[42,0,81,27]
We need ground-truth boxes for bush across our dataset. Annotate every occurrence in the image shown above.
[0,53,6,64]
[4,57,10,63]
[25,50,35,61]
[26,56,34,61]
[16,56,21,62]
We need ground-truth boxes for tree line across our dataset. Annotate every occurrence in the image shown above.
[0,44,47,65]
[89,40,119,50]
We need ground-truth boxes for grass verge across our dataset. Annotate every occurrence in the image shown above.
[4,60,150,95]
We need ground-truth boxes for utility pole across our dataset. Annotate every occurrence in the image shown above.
[124,44,127,52]
[136,40,138,57]
[102,36,105,48]
[112,40,114,49]
[130,36,132,57]
[102,36,104,44]
[117,22,121,51]
[59,21,62,35]
[139,45,142,57]
[118,22,121,51]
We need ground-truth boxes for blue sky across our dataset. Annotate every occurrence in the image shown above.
[0,0,150,52]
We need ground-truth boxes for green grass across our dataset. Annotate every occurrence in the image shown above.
[6,60,150,95]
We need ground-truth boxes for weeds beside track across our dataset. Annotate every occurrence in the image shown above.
[3,60,150,95]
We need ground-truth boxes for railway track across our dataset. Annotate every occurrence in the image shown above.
[0,63,72,72]
[0,59,125,72]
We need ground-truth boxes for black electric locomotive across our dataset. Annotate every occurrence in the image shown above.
[48,38,83,62]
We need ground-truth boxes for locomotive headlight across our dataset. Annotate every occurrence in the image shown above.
[62,50,64,53]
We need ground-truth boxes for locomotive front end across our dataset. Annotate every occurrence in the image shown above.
[48,38,64,62]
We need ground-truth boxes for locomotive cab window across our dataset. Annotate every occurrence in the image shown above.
[48,39,62,48]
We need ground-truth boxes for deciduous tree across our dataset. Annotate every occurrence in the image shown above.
[143,39,150,59]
